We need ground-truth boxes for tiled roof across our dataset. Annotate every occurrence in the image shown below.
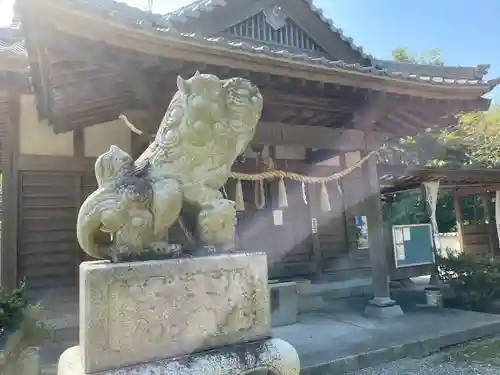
[161,0,227,23]
[0,25,26,57]
[375,60,490,81]
[166,35,496,87]
[57,0,498,89]
[159,0,375,63]
[10,0,500,90]
[0,40,26,56]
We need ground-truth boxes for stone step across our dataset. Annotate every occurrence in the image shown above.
[45,314,78,344]
[299,277,373,299]
[293,277,373,314]
[41,364,57,375]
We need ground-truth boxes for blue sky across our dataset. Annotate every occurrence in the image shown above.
[317,0,500,102]
[1,0,499,101]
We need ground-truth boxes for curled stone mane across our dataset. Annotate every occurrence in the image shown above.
[223,77,263,134]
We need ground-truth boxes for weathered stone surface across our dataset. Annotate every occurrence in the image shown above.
[58,338,300,375]
[79,253,270,373]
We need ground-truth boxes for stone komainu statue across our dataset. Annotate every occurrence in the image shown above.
[76,72,263,260]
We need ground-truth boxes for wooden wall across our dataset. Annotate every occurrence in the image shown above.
[0,94,10,168]
[8,95,130,290]
[233,158,315,279]
[17,171,96,289]
[315,153,372,281]
[462,224,495,255]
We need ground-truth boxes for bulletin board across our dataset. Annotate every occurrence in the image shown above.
[392,224,435,268]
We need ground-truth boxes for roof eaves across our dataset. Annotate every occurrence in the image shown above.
[375,59,491,80]
[155,29,490,87]
[17,0,494,89]
[487,77,500,92]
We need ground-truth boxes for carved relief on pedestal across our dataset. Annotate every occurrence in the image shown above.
[106,268,259,351]
[80,253,270,374]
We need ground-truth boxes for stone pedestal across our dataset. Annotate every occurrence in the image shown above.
[364,297,404,319]
[58,253,300,374]
[58,337,299,375]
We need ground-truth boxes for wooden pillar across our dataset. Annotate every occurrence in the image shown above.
[421,185,440,285]
[73,129,85,158]
[362,143,403,318]
[453,189,464,253]
[1,91,20,291]
[480,192,496,255]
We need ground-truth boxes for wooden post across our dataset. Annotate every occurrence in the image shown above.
[307,183,322,280]
[73,129,85,158]
[363,136,403,318]
[339,152,358,260]
[480,192,496,255]
[421,185,440,285]
[1,91,20,291]
[453,189,464,253]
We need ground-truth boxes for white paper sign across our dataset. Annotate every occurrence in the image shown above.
[395,244,406,260]
[394,228,403,243]
[403,227,411,241]
[424,181,441,250]
[311,218,318,234]
[273,210,283,226]
[355,215,369,249]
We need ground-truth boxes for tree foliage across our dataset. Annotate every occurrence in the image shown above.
[440,107,500,168]
[389,46,500,168]
[381,47,500,232]
[391,47,444,66]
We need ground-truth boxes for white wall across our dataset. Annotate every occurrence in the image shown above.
[84,120,131,157]
[20,95,73,156]
[438,232,461,255]
[19,95,131,157]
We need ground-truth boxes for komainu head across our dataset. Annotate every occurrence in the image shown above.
[94,145,133,188]
[223,77,263,134]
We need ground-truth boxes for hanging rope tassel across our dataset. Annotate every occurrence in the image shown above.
[278,178,288,208]
[255,180,266,210]
[235,179,245,212]
[321,182,332,212]
[302,182,308,205]
[266,156,275,170]
[336,180,343,197]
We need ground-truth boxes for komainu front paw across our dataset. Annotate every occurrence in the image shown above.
[197,199,236,246]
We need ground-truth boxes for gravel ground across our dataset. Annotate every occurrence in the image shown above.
[348,358,500,375]
[347,335,500,375]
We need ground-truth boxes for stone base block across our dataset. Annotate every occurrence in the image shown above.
[364,304,404,319]
[269,281,298,327]
[78,253,270,374]
[298,294,325,313]
[57,338,300,375]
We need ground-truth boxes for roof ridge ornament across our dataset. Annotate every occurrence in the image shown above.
[263,4,288,30]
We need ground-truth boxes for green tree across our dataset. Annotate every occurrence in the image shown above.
[440,107,500,168]
[392,47,444,66]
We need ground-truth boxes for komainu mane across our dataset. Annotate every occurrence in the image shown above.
[76,72,263,261]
